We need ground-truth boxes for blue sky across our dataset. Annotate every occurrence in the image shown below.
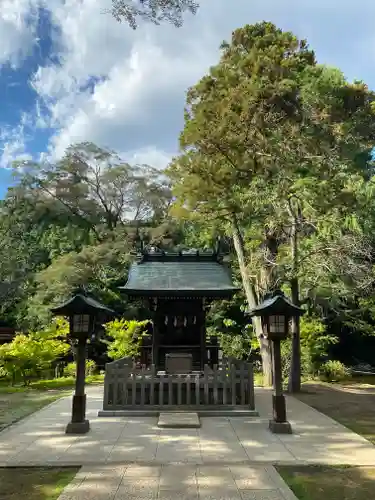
[0,6,56,196]
[1,0,375,199]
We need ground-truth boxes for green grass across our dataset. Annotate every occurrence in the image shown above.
[0,375,104,432]
[278,377,375,498]
[338,374,375,386]
[0,467,79,500]
[295,380,375,445]
[277,465,375,500]
[0,374,104,392]
[29,374,104,390]
[0,374,104,431]
[0,390,69,431]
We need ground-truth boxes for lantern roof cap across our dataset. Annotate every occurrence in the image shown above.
[247,289,305,317]
[50,288,115,317]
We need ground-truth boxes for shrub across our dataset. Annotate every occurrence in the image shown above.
[280,315,338,383]
[103,319,151,360]
[206,320,253,361]
[63,359,97,377]
[281,340,312,383]
[63,362,76,377]
[0,318,70,385]
[86,359,97,375]
[319,360,350,382]
[299,316,338,373]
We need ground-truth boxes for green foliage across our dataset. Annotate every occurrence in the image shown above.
[111,0,198,29]
[104,318,151,360]
[218,331,252,360]
[63,359,97,378]
[168,22,318,219]
[0,318,70,385]
[300,315,338,371]
[281,341,312,382]
[14,143,172,236]
[0,142,173,329]
[168,21,375,385]
[281,316,337,381]
[319,360,350,382]
[206,297,254,360]
[343,295,375,336]
[27,238,132,327]
[170,20,375,282]
[208,324,253,361]
[0,22,375,385]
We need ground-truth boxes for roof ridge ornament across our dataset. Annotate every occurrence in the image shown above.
[263,289,284,300]
[72,285,88,297]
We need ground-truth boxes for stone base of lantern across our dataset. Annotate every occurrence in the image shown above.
[65,419,90,434]
[268,419,292,434]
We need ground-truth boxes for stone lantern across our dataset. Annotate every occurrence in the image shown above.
[51,288,114,434]
[248,289,305,434]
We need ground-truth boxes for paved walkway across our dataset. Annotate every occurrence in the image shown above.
[58,463,296,499]
[2,386,375,499]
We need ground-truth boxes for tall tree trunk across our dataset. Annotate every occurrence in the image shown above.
[260,231,279,292]
[288,276,301,392]
[230,214,273,386]
[288,202,301,393]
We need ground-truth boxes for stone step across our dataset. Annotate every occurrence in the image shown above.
[157,412,201,428]
[98,408,259,418]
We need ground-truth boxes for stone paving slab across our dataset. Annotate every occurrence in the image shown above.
[3,385,375,499]
[158,412,201,428]
[2,386,375,466]
[57,464,297,500]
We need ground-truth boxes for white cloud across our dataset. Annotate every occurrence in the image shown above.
[0,117,32,168]
[43,30,217,160]
[0,0,41,68]
[3,0,375,168]
[30,0,220,159]
[122,147,173,169]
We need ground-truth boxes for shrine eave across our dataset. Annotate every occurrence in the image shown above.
[120,287,240,299]
[121,257,238,297]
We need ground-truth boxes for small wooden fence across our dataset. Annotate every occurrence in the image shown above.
[102,358,256,411]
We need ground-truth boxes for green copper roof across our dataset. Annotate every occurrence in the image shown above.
[248,290,305,317]
[120,251,239,297]
[51,293,115,316]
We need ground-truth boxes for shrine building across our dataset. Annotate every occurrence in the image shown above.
[119,248,239,372]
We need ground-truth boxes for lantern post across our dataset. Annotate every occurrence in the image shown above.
[248,290,304,434]
[51,288,114,434]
